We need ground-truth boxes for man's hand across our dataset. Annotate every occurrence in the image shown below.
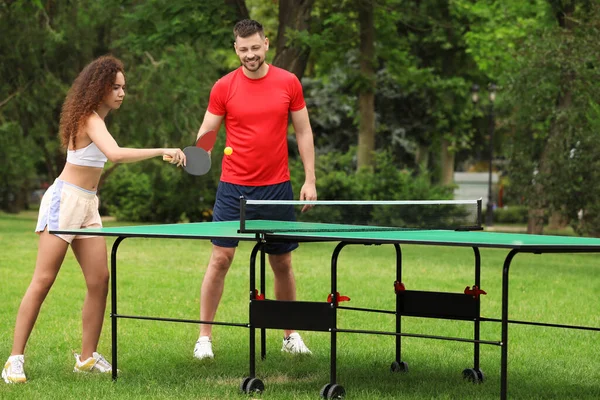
[299,182,317,212]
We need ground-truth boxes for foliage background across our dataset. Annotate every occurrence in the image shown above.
[1,0,599,235]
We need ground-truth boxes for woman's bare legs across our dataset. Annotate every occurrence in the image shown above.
[71,236,109,360]
[10,230,69,355]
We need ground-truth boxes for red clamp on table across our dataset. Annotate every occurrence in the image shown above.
[253,289,265,300]
[464,285,487,299]
[394,281,406,293]
[327,292,350,306]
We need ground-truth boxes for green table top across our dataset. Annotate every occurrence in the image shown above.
[51,220,600,251]
[52,221,254,240]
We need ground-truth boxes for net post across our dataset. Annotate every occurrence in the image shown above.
[477,198,483,227]
[239,196,246,232]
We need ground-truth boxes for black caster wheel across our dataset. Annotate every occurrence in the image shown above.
[462,368,483,384]
[390,361,409,373]
[326,383,345,399]
[320,383,332,398]
[240,377,252,392]
[475,368,485,383]
[244,377,264,394]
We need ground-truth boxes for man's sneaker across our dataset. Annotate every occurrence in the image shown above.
[73,352,113,373]
[193,336,214,360]
[282,333,312,355]
[2,355,26,384]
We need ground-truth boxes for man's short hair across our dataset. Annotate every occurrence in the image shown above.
[233,19,265,40]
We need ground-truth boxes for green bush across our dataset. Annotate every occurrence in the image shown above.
[289,148,454,225]
[0,122,38,212]
[101,146,455,225]
[574,204,600,237]
[493,205,529,224]
[100,168,153,221]
[99,159,219,223]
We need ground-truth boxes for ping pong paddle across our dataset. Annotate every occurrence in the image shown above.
[163,147,211,176]
[163,130,217,176]
[196,130,217,152]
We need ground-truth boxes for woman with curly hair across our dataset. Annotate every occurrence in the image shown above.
[2,55,186,383]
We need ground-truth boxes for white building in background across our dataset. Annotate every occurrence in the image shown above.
[453,172,499,209]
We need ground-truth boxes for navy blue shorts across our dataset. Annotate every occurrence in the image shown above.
[211,181,299,254]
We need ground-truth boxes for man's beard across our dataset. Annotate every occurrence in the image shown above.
[242,57,264,72]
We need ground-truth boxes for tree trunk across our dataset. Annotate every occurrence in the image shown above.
[272,0,315,80]
[440,139,455,185]
[356,0,376,170]
[415,143,429,171]
[527,2,575,234]
[527,208,545,234]
[547,210,567,230]
[225,0,250,21]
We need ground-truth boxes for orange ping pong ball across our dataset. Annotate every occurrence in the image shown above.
[224,146,233,156]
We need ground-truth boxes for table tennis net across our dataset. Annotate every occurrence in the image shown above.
[239,199,482,233]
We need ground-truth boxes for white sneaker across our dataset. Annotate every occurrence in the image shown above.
[2,355,26,384]
[73,352,113,373]
[282,333,312,355]
[193,336,214,360]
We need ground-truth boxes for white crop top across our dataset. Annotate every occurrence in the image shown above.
[66,111,108,168]
[66,142,108,168]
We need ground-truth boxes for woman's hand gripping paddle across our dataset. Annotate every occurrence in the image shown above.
[163,130,217,176]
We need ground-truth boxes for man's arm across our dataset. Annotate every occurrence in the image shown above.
[197,110,224,143]
[291,106,317,210]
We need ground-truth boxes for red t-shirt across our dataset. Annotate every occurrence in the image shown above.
[207,65,306,186]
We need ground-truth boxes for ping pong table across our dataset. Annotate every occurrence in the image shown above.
[52,212,600,399]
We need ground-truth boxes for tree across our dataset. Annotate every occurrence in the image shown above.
[0,0,122,211]
[389,0,481,184]
[0,0,245,216]
[272,0,316,79]
[289,0,482,181]
[356,0,376,170]
[501,0,600,234]
[225,0,250,20]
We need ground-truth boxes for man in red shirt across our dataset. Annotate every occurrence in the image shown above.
[193,19,317,360]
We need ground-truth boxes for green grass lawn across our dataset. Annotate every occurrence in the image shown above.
[1,211,599,399]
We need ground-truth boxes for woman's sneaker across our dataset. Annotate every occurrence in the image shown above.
[73,352,113,373]
[2,355,27,384]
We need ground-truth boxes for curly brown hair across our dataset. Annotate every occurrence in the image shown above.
[59,55,124,149]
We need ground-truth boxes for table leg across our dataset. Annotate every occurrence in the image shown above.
[501,250,518,400]
[111,236,126,381]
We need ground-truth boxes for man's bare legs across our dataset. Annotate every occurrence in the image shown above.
[199,247,299,338]
[194,245,235,359]
[269,252,311,353]
[199,245,236,338]
[197,246,310,357]
[269,252,296,338]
